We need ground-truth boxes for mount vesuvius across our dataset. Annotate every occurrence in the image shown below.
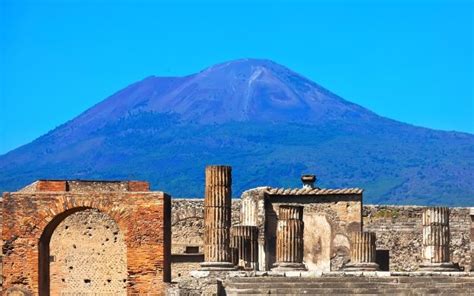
[1,59,473,205]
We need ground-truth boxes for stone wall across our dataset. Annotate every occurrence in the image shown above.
[171,199,473,275]
[171,199,241,255]
[2,180,171,295]
[49,209,127,294]
[171,199,240,279]
[263,194,362,272]
[363,205,473,272]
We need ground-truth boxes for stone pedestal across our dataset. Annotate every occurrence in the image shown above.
[231,226,259,270]
[419,207,459,271]
[200,165,236,270]
[345,232,379,271]
[273,206,306,271]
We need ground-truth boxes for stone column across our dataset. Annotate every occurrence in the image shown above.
[272,205,306,271]
[229,247,239,267]
[345,232,379,271]
[231,226,259,270]
[200,165,235,270]
[419,207,459,271]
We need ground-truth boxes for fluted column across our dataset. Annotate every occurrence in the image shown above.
[231,226,259,270]
[200,165,236,270]
[272,205,306,271]
[345,232,379,271]
[229,247,239,267]
[419,207,459,271]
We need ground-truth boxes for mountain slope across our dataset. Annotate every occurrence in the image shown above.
[1,59,473,205]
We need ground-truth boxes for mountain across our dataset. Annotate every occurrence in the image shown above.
[0,59,473,206]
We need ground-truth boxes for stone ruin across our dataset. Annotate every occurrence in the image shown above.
[0,166,473,295]
[1,180,171,295]
[170,166,474,295]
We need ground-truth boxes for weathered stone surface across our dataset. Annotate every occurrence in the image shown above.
[201,166,234,270]
[345,232,379,271]
[170,200,473,274]
[223,275,474,296]
[363,205,472,271]
[240,186,363,272]
[422,207,450,263]
[172,275,223,296]
[170,199,240,279]
[2,180,171,295]
[49,209,127,294]
[419,207,459,271]
[230,226,258,270]
[273,206,306,271]
[18,180,151,193]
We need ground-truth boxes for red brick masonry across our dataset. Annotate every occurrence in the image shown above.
[2,180,171,295]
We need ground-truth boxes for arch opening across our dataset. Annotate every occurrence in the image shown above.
[39,207,127,296]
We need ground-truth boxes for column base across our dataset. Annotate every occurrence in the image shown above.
[419,262,460,272]
[344,262,379,271]
[200,261,237,271]
[271,262,307,271]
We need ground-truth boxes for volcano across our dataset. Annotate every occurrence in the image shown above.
[0,59,472,205]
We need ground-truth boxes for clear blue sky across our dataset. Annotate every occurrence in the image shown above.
[1,0,473,154]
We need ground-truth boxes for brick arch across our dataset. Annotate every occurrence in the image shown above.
[38,206,128,295]
[2,189,171,295]
[35,196,131,237]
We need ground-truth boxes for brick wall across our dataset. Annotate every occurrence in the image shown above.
[36,180,67,192]
[2,182,170,296]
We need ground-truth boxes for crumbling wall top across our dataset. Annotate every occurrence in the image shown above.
[16,179,150,193]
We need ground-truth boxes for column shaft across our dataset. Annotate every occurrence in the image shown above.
[419,207,458,271]
[231,226,259,270]
[201,165,235,270]
[422,207,450,263]
[344,232,379,271]
[273,205,306,271]
[350,232,377,263]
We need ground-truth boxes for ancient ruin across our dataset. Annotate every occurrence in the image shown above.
[1,180,171,295]
[0,167,473,295]
[419,207,459,271]
[168,170,474,295]
[230,226,258,270]
[239,176,363,272]
[273,205,305,271]
[200,165,235,271]
[344,232,379,271]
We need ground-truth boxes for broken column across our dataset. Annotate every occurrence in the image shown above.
[229,247,239,267]
[231,225,259,270]
[345,232,379,271]
[200,165,235,270]
[419,207,459,271]
[273,205,306,271]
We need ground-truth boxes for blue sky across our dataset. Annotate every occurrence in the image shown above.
[1,0,473,154]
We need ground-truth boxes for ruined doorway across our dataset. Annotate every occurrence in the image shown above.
[376,249,390,271]
[39,208,127,296]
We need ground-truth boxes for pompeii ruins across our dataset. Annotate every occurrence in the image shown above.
[0,165,473,295]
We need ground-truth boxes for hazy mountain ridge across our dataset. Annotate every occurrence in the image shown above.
[1,59,473,206]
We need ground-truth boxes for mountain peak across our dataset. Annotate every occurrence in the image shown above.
[1,60,472,206]
[72,58,376,126]
[199,58,301,84]
[56,58,381,140]
[203,58,285,71]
